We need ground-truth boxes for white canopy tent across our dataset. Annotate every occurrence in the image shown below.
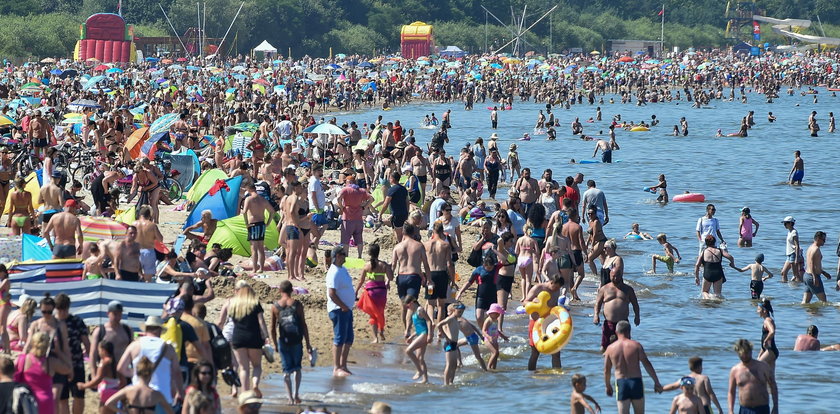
[253,40,277,53]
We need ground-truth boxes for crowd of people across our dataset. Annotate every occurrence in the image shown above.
[0,47,835,413]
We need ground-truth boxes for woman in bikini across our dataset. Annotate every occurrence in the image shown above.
[7,176,34,236]
[495,232,517,330]
[586,207,608,276]
[0,149,13,215]
[104,356,173,414]
[515,223,540,302]
[355,244,393,343]
[7,296,35,352]
[352,149,372,189]
[544,220,575,298]
[130,159,161,222]
[294,182,313,280]
[279,181,307,281]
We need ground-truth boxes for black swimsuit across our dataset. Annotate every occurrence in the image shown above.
[700,248,725,283]
[434,162,451,182]
[762,323,779,358]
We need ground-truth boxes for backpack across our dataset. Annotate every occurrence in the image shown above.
[207,323,232,370]
[274,302,302,345]
[160,318,183,361]
[11,383,37,414]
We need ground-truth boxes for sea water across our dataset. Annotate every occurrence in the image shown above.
[264,91,840,413]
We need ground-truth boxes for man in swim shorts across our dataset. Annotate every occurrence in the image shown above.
[43,199,84,259]
[391,223,430,330]
[594,268,640,352]
[242,184,274,273]
[803,231,832,304]
[133,206,163,282]
[114,226,142,282]
[788,150,804,185]
[603,321,663,414]
[727,339,777,414]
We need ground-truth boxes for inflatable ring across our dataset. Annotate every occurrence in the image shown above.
[531,305,573,354]
[630,126,650,132]
[673,193,705,202]
[524,291,552,318]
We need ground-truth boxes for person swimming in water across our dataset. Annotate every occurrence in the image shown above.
[624,223,653,240]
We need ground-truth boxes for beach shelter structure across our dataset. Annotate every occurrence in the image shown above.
[253,40,277,54]
[440,45,467,58]
[186,169,230,203]
[208,213,279,257]
[401,21,434,59]
[183,175,243,230]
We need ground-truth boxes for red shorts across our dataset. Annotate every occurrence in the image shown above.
[601,320,623,349]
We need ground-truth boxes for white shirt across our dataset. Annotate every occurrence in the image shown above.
[308,176,326,210]
[326,264,354,312]
[428,198,448,230]
[133,336,173,403]
[274,120,293,138]
[696,216,720,242]
[786,228,799,255]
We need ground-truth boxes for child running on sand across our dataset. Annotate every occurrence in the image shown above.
[735,253,773,299]
[652,233,681,273]
[570,374,601,414]
[482,304,508,370]
[403,295,432,383]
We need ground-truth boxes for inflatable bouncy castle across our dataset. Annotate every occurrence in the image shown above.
[73,13,137,63]
[400,21,434,59]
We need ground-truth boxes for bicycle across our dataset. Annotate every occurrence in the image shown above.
[155,155,183,201]
[9,140,38,178]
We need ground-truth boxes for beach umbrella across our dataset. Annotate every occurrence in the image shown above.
[618,56,634,63]
[231,65,247,72]
[49,69,62,75]
[149,112,180,135]
[169,64,184,70]
[176,57,188,62]
[252,78,270,87]
[145,57,159,62]
[20,83,41,95]
[40,58,55,63]
[58,69,77,79]
[302,123,348,135]
[83,75,107,90]
[357,62,374,68]
[68,99,100,109]
[186,65,200,71]
[105,67,123,74]
[93,64,109,71]
[231,122,258,132]
[79,216,127,241]
[0,114,15,126]
[335,53,346,59]
[323,63,340,69]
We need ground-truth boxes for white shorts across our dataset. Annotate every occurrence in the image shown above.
[140,248,157,276]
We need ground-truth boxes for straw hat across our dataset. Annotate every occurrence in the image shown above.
[140,315,165,331]
[489,133,499,140]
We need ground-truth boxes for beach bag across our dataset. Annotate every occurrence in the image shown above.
[274,303,302,345]
[11,384,37,414]
[467,247,483,267]
[210,333,232,370]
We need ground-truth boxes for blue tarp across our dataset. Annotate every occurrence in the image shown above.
[22,234,51,261]
[182,175,243,230]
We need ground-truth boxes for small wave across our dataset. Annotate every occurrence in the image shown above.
[317,390,361,404]
[351,382,409,395]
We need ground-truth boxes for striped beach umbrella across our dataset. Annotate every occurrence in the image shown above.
[79,216,128,241]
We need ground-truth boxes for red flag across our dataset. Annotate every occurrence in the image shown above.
[658,8,664,16]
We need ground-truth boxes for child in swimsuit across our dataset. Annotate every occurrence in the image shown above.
[735,253,773,299]
[483,304,509,370]
[652,233,681,274]
[403,295,432,383]
[84,243,109,279]
[515,225,540,302]
[76,340,123,407]
[624,223,653,240]
[451,303,488,371]
[738,207,760,248]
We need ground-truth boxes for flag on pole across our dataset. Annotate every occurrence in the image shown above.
[658,7,664,16]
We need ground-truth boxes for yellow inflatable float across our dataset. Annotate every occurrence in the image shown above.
[525,291,573,354]
[630,126,650,132]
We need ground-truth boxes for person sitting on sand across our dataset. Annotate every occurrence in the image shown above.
[183,210,218,243]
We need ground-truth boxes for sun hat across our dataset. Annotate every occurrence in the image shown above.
[488,303,505,316]
[238,390,262,407]
[781,216,795,224]
[140,315,165,331]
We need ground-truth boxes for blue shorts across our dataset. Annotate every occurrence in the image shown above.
[616,377,643,401]
[739,405,770,414]
[279,342,303,373]
[466,333,481,345]
[329,309,354,345]
[786,253,801,263]
[791,169,804,182]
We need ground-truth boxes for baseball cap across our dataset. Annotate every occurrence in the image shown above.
[781,216,795,224]
[51,170,63,178]
[107,300,123,312]
[64,199,78,209]
[679,376,696,387]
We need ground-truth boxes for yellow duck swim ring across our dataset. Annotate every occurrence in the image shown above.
[526,291,573,354]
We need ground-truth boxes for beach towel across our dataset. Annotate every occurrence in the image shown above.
[356,280,387,330]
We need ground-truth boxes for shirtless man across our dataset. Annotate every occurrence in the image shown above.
[27,110,51,159]
[803,231,832,304]
[183,210,218,243]
[727,339,778,414]
[133,206,164,283]
[408,143,430,199]
[114,226,143,282]
[603,321,663,414]
[788,150,804,185]
[242,184,274,273]
[515,168,539,215]
[592,138,614,163]
[663,357,724,414]
[563,210,588,298]
[594,268,640,352]
[524,276,565,371]
[39,170,65,224]
[391,223,430,329]
[43,199,84,259]
[424,222,454,336]
[456,149,476,194]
